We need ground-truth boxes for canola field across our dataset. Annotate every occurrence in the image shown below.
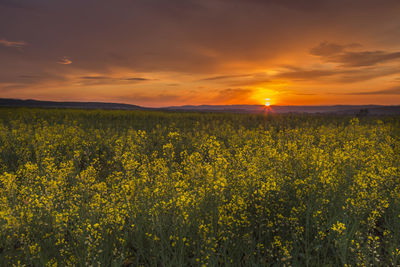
[0,108,400,266]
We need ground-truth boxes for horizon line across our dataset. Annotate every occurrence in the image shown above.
[0,97,399,109]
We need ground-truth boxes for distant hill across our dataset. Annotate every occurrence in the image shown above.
[0,98,150,110]
[1,98,400,115]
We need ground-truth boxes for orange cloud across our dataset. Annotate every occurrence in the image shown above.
[0,38,26,48]
[57,57,72,65]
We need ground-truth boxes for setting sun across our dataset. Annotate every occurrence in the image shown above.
[265,98,271,107]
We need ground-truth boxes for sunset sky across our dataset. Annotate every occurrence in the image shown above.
[1,0,400,107]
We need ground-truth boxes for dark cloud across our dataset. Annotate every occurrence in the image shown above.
[198,63,400,87]
[79,76,150,82]
[274,65,400,83]
[311,42,400,67]
[200,74,253,81]
[57,57,72,65]
[0,38,26,48]
[327,51,400,67]
[310,42,362,56]
[348,86,400,95]
[125,77,151,81]
[75,76,152,86]
[334,67,400,83]
[80,76,108,80]
[0,71,67,92]
[275,69,338,80]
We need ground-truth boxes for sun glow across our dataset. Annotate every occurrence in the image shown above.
[265,98,271,107]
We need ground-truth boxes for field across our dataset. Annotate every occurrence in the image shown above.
[0,108,400,266]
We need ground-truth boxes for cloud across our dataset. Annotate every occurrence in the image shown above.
[198,73,273,87]
[57,57,72,65]
[198,64,400,88]
[80,76,108,80]
[347,86,400,95]
[79,76,150,82]
[116,92,189,106]
[0,71,68,92]
[125,77,151,81]
[75,75,152,86]
[311,42,400,67]
[310,42,361,56]
[275,69,339,80]
[328,51,400,67]
[120,87,257,106]
[273,65,400,83]
[200,74,253,81]
[0,38,26,48]
[334,67,400,83]
[212,88,255,103]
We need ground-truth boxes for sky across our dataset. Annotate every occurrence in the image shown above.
[1,0,400,107]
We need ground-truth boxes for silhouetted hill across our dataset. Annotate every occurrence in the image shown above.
[1,98,399,115]
[0,98,150,110]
